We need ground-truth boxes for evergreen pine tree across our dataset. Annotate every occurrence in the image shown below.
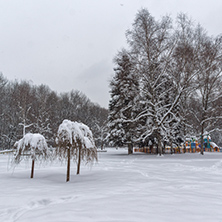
[108,50,140,154]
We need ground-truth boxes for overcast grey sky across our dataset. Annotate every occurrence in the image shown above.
[0,0,222,108]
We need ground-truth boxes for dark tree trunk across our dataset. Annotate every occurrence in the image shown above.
[77,146,81,175]
[31,159,35,178]
[163,142,166,154]
[128,143,133,155]
[149,144,153,154]
[66,148,71,182]
[158,141,162,156]
[200,124,204,155]
[157,133,162,156]
[170,140,173,155]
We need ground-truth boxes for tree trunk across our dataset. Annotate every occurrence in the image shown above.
[200,125,204,155]
[183,143,186,153]
[158,140,162,156]
[163,142,166,154]
[157,133,162,156]
[170,140,173,155]
[77,146,81,175]
[30,159,35,178]
[66,148,70,182]
[128,143,133,155]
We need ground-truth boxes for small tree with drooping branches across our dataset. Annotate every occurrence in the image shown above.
[13,133,49,178]
[55,119,97,182]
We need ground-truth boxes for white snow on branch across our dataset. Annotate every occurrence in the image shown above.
[56,119,95,149]
[14,133,49,163]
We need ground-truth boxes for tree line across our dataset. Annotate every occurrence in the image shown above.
[108,9,222,155]
[0,73,108,150]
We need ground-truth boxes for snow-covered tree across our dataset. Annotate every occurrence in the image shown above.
[125,9,177,155]
[0,74,107,151]
[12,81,35,136]
[0,73,9,149]
[194,32,222,154]
[56,119,97,182]
[32,84,53,143]
[165,14,200,151]
[93,119,109,150]
[108,50,140,154]
[13,133,49,178]
[124,10,203,155]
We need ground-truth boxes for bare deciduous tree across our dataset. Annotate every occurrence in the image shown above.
[195,32,222,154]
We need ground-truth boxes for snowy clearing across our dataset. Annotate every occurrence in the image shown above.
[1,148,222,222]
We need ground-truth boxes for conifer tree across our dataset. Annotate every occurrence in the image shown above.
[108,50,140,154]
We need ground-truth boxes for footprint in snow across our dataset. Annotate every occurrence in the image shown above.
[8,196,75,222]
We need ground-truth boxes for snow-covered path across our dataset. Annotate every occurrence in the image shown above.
[1,149,222,222]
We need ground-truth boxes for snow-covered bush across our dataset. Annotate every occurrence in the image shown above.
[13,133,49,178]
[55,119,97,182]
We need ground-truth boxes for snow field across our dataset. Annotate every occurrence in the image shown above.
[1,149,222,222]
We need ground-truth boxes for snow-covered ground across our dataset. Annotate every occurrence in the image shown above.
[1,148,222,222]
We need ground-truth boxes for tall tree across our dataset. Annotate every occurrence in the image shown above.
[0,73,9,149]
[166,14,200,149]
[126,9,176,155]
[195,31,222,154]
[108,50,140,154]
[124,10,203,155]
[32,84,53,142]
